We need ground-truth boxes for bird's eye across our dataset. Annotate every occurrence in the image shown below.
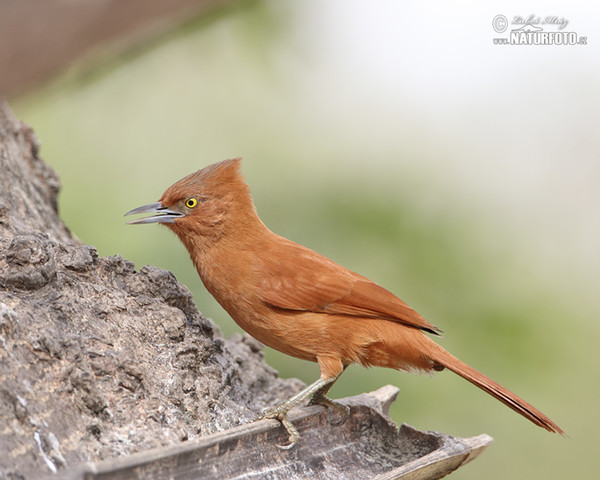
[185,197,199,209]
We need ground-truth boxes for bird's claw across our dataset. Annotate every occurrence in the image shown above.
[255,376,345,448]
[277,416,299,449]
[308,396,351,426]
[277,441,297,450]
[258,404,285,421]
[258,404,300,449]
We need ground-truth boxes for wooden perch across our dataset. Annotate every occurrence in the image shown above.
[61,386,492,480]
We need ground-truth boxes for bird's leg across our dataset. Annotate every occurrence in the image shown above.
[308,365,350,424]
[259,376,337,449]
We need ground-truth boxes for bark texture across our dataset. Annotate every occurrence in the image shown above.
[0,101,302,479]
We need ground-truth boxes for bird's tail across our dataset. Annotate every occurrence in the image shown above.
[426,340,564,434]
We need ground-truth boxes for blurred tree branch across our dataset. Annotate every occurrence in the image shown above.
[0,0,244,98]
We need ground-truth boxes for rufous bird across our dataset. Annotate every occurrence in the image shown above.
[126,158,563,447]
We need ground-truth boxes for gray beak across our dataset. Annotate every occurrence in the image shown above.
[125,202,184,224]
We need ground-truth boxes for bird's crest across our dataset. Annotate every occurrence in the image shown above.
[160,157,246,205]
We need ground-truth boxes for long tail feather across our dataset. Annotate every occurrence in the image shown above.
[428,342,564,434]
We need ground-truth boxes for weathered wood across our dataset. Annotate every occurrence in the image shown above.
[0,100,302,479]
[61,386,492,480]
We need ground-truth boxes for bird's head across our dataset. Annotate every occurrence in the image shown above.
[125,158,258,242]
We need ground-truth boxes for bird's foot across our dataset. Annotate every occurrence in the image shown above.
[308,395,350,426]
[256,376,339,449]
[258,403,300,449]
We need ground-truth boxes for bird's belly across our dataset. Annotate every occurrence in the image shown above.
[229,309,321,362]
[229,306,435,372]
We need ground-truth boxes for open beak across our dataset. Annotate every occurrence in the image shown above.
[125,202,184,225]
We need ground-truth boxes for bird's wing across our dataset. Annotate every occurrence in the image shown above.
[256,238,440,334]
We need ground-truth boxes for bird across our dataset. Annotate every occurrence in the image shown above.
[125,158,563,447]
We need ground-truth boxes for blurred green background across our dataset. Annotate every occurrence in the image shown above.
[12,1,598,478]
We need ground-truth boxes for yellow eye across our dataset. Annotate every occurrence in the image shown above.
[185,197,198,209]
